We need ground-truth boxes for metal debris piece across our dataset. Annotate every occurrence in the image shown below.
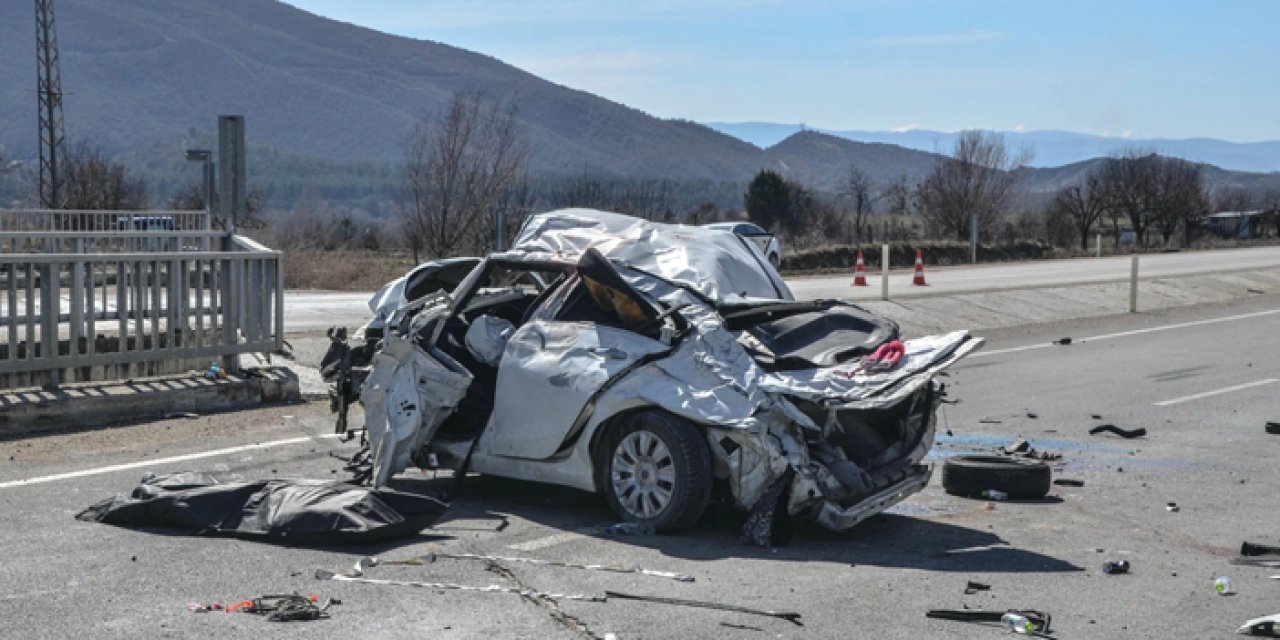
[1053,337,1072,346]
[926,609,1052,633]
[315,569,606,602]
[1089,424,1147,438]
[605,591,802,626]
[978,418,1002,424]
[1237,613,1280,636]
[1266,422,1280,435]
[1102,560,1130,575]
[998,438,1062,461]
[1053,478,1085,487]
[720,621,765,632]
[964,580,991,594]
[382,551,695,582]
[1166,502,1180,512]
[1242,542,1280,557]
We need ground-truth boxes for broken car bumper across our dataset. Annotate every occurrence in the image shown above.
[813,463,933,531]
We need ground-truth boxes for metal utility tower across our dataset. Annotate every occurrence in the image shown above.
[35,0,67,209]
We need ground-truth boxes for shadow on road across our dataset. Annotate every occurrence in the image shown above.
[391,473,1083,574]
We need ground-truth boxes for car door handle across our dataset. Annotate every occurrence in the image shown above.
[589,347,628,359]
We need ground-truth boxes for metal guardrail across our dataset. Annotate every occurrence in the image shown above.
[0,209,211,232]
[0,210,282,388]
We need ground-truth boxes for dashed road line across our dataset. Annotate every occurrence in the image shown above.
[1153,379,1279,407]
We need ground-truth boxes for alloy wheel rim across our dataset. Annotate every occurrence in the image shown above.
[611,430,676,519]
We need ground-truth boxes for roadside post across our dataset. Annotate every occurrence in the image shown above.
[881,243,890,301]
[1129,255,1139,313]
[1096,233,1102,258]
[970,212,978,264]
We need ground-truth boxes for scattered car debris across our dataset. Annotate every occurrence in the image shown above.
[1053,337,1072,345]
[1216,576,1236,595]
[926,609,1052,634]
[1236,613,1280,636]
[1053,478,1085,487]
[1266,422,1280,435]
[978,418,1003,424]
[76,472,446,545]
[1232,557,1280,567]
[942,456,1052,500]
[372,551,695,582]
[228,593,337,622]
[605,591,803,626]
[187,601,225,612]
[964,580,992,594]
[1089,424,1147,439]
[720,621,764,632]
[1027,412,1039,419]
[1167,502,1180,512]
[603,522,656,537]
[315,568,606,602]
[1242,542,1280,557]
[1102,560,1131,575]
[1091,414,1103,420]
[998,438,1062,461]
[982,489,1009,501]
[1247,288,1266,294]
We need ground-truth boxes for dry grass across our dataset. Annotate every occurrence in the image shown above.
[283,249,417,290]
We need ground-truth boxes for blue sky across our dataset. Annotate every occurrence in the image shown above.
[285,1,1279,142]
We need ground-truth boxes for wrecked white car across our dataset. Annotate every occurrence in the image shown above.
[328,209,982,543]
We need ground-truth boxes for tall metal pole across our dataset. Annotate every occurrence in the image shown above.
[35,0,68,210]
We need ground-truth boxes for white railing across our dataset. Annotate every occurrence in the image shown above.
[0,210,282,389]
[0,209,212,232]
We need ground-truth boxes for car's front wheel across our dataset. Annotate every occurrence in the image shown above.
[599,411,711,532]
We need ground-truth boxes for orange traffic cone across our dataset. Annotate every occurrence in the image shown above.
[912,249,927,286]
[851,249,868,286]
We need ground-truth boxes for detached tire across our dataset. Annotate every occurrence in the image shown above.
[942,455,1051,499]
[599,411,712,533]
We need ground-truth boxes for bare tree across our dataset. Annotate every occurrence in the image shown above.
[1096,150,1159,247]
[1259,188,1280,237]
[884,174,914,217]
[1048,174,1106,250]
[61,142,148,213]
[1151,157,1208,246]
[838,166,880,244]
[399,90,528,261]
[1213,186,1253,213]
[916,131,1031,240]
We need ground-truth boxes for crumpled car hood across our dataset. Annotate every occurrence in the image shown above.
[497,208,793,305]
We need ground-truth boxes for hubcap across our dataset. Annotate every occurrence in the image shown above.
[611,430,676,519]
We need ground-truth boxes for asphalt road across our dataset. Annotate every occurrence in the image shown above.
[283,245,1280,333]
[2,293,1278,638]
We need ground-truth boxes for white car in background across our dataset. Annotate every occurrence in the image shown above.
[702,221,781,268]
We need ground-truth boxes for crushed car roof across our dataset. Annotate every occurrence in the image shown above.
[496,208,793,304]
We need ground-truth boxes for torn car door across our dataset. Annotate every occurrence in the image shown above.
[362,333,473,487]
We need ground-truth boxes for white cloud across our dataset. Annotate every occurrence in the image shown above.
[867,31,1009,48]
[1013,123,1027,132]
[890,124,922,132]
[1098,129,1134,138]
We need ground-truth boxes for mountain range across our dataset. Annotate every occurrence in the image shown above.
[707,123,1280,174]
[0,0,1276,204]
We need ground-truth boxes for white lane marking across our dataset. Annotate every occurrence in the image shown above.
[0,433,341,490]
[1153,379,1280,407]
[506,531,584,551]
[973,309,1280,358]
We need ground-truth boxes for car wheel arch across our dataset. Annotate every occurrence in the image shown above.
[588,407,712,494]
